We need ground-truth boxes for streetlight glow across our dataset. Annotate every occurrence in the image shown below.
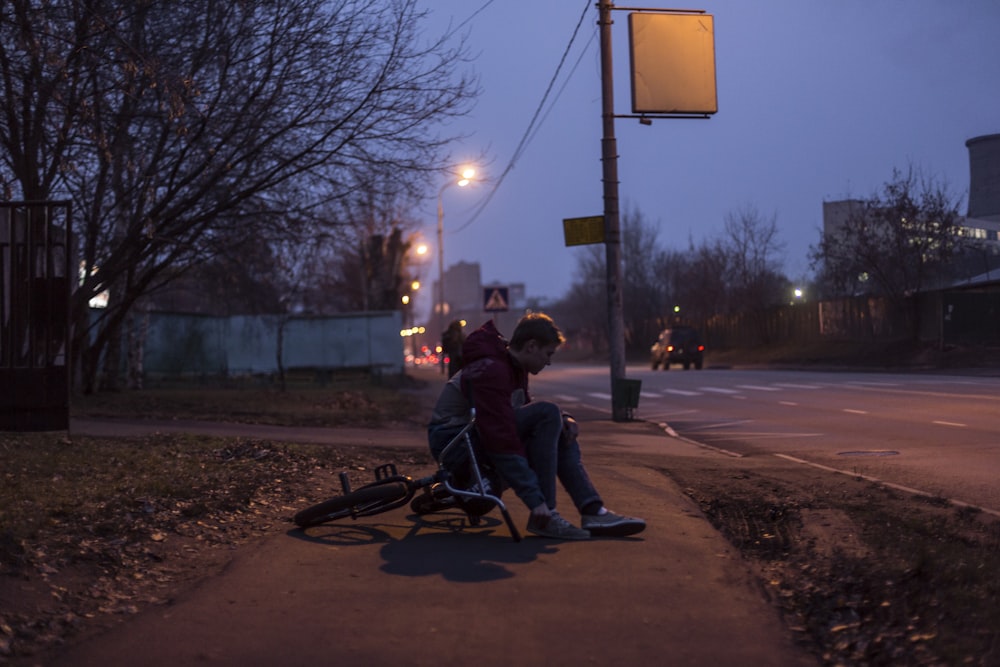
[457,167,476,187]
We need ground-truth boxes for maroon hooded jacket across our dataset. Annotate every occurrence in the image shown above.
[426,320,545,510]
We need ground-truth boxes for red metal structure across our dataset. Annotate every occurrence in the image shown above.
[1,201,71,431]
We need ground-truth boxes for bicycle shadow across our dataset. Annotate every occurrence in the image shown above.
[288,523,394,548]
[287,512,559,583]
[378,512,560,582]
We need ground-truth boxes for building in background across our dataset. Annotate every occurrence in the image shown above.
[428,260,529,349]
[822,133,1000,287]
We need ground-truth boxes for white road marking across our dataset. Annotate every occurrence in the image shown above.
[685,419,755,430]
[775,453,1000,518]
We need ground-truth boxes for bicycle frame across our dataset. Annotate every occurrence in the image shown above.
[334,410,522,541]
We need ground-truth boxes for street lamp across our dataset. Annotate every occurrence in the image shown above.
[436,166,476,373]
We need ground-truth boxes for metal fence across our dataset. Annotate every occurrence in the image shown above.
[697,290,999,351]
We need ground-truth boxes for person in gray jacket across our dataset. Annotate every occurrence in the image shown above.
[426,313,645,539]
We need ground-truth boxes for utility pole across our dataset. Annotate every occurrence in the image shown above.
[598,0,629,422]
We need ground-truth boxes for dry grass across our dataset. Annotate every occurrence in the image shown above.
[71,370,428,427]
[661,458,1000,666]
[1,373,434,663]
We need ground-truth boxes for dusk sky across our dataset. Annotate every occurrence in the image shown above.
[414,1,1000,312]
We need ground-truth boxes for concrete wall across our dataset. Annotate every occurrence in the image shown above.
[141,310,404,378]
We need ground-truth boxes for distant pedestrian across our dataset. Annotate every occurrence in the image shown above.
[441,319,465,377]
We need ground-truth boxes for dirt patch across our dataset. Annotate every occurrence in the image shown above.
[658,454,1000,666]
[0,432,432,665]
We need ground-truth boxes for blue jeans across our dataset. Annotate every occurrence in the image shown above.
[516,401,602,513]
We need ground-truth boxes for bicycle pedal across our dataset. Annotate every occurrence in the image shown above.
[374,463,398,481]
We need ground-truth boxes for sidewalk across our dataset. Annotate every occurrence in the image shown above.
[60,407,817,667]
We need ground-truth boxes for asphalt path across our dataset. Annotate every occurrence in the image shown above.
[61,378,818,666]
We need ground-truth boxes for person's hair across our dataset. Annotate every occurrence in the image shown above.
[509,312,565,351]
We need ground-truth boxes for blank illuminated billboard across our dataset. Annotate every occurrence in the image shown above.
[628,13,717,115]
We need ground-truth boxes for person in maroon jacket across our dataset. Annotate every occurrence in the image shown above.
[427,313,645,539]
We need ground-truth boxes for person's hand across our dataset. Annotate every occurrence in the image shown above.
[562,414,579,441]
[530,502,552,528]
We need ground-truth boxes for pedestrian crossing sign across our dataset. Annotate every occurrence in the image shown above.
[483,287,509,312]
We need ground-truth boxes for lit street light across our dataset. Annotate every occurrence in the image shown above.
[436,166,476,373]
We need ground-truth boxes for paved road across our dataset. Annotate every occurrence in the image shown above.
[532,365,1000,516]
[62,396,817,666]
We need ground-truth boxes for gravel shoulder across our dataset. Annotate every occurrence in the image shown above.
[653,449,1000,666]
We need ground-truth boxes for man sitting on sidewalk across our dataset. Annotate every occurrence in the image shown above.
[427,313,646,540]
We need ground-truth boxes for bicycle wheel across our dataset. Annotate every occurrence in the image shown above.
[294,483,408,528]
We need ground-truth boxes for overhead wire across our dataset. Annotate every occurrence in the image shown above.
[451,0,595,233]
[438,0,496,40]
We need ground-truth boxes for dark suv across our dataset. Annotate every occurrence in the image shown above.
[650,326,704,370]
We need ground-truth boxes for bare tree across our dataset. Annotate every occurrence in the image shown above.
[1,0,477,391]
[301,190,427,314]
[620,206,669,347]
[721,204,788,311]
[558,202,791,353]
[810,167,963,337]
[675,239,728,325]
[556,245,608,353]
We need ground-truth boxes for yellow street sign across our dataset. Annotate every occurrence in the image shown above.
[563,215,605,246]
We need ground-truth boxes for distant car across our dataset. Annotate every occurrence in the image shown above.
[407,347,440,367]
[650,326,705,370]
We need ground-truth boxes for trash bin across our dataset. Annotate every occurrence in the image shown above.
[612,378,642,422]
